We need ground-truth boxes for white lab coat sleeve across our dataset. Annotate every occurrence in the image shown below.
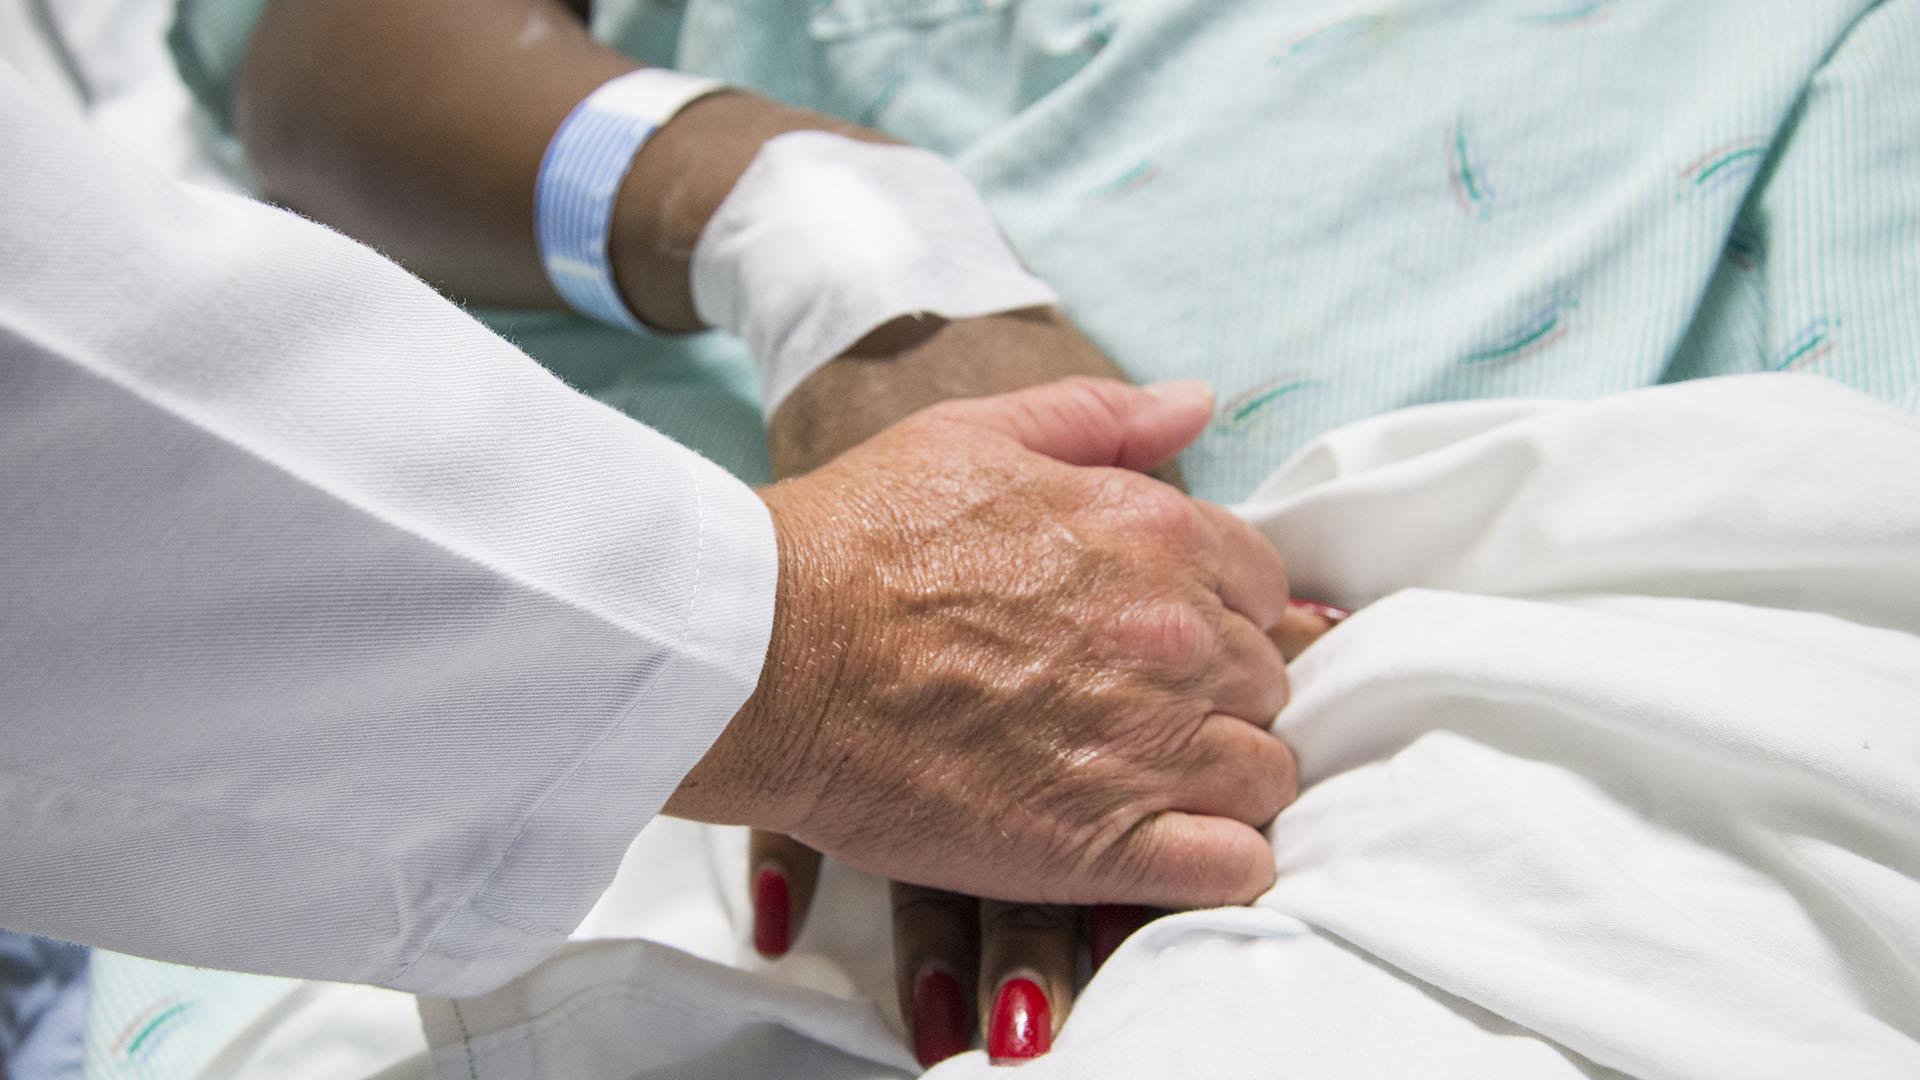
[0,66,778,996]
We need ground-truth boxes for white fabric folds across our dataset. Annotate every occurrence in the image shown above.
[0,64,777,997]
[690,131,1058,417]
[412,374,1920,1079]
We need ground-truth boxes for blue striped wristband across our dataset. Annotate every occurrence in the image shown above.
[534,70,722,332]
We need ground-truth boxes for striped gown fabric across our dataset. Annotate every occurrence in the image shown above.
[173,0,1920,501]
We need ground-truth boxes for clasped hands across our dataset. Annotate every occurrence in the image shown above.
[665,310,1334,1066]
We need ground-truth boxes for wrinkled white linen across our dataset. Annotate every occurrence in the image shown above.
[0,62,777,997]
[409,373,1920,1079]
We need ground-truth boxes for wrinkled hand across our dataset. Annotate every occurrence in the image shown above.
[756,312,1171,1065]
[737,311,1314,1066]
[665,372,1300,924]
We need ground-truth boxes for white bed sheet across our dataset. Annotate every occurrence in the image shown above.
[69,373,1920,1080]
[415,373,1920,1080]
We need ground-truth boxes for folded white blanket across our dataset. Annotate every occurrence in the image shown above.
[410,374,1920,1080]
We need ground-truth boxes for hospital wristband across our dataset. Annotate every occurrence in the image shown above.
[535,68,724,332]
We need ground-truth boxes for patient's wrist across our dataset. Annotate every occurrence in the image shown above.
[610,93,888,333]
[608,95,1058,423]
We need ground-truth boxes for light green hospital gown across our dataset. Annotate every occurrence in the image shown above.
[88,1,1920,1071]
[172,0,1920,502]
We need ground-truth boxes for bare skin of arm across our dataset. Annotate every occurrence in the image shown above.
[237,0,881,326]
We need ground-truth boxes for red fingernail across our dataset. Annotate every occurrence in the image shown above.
[987,977,1052,1064]
[753,866,790,958]
[1089,904,1155,970]
[1288,599,1352,623]
[912,967,970,1067]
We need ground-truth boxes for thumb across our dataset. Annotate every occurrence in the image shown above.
[938,377,1215,473]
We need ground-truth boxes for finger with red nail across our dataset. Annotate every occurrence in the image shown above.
[977,900,1075,1066]
[891,882,980,1067]
[750,831,822,959]
[987,974,1053,1064]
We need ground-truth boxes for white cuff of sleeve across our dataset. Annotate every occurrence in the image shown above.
[690,131,1058,417]
[399,456,777,996]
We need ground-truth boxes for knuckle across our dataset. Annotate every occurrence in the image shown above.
[1026,377,1129,455]
[1124,485,1200,545]
[1111,601,1214,679]
[1054,375,1130,419]
[1108,700,1210,779]
[1081,466,1142,515]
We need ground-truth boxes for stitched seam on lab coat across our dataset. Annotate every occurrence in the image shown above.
[396,455,715,967]
[452,999,484,1080]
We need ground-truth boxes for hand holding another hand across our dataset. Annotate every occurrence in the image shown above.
[666,374,1299,906]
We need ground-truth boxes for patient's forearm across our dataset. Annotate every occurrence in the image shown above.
[769,312,1139,475]
[237,0,882,328]
[237,0,614,309]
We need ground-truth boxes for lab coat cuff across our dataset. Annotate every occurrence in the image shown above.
[397,456,778,996]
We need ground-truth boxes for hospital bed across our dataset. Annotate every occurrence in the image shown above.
[6,1,1919,1076]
